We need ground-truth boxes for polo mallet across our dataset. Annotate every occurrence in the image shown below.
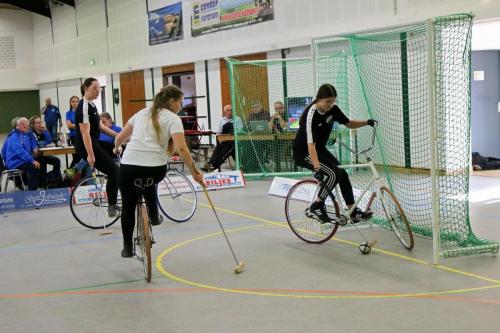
[202,186,245,274]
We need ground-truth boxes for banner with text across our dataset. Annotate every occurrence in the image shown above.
[0,188,71,213]
[188,170,246,191]
[149,2,184,45]
[191,0,274,37]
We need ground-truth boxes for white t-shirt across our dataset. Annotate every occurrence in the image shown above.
[121,108,184,166]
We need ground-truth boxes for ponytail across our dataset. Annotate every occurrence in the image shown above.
[150,85,184,146]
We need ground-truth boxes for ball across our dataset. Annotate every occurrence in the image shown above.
[359,242,372,255]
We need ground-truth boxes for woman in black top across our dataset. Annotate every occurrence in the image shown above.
[75,78,120,217]
[292,84,375,223]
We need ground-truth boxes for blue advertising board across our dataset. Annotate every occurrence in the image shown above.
[0,188,71,213]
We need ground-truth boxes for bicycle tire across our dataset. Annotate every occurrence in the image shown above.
[379,186,414,250]
[157,170,197,222]
[70,174,120,229]
[285,179,339,244]
[135,203,152,282]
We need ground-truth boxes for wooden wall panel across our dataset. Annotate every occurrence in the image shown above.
[162,63,195,75]
[220,53,268,118]
[120,70,145,124]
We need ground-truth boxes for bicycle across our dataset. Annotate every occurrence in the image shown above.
[70,167,197,229]
[285,122,414,252]
[156,169,197,222]
[70,171,120,230]
[133,177,155,282]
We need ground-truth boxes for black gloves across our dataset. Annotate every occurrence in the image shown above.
[313,171,324,182]
[367,119,377,127]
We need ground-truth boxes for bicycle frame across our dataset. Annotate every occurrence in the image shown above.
[334,159,382,219]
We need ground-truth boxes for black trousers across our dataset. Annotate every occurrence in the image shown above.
[16,163,42,190]
[295,148,355,205]
[76,140,119,205]
[209,141,235,169]
[119,164,168,247]
[68,137,80,168]
[37,155,61,187]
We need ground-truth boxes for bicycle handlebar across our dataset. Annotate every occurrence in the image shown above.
[337,121,378,157]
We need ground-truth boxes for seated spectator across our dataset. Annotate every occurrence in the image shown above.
[98,112,122,157]
[3,117,41,190]
[268,101,287,132]
[29,116,61,187]
[248,100,271,123]
[202,104,242,172]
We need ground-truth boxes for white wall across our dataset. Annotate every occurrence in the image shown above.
[25,0,500,84]
[0,10,37,91]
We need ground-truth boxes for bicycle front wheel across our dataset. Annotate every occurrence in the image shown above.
[135,204,152,282]
[70,175,120,229]
[285,179,339,244]
[379,186,414,250]
[157,170,197,222]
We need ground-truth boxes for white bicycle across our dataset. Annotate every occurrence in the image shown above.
[285,122,414,252]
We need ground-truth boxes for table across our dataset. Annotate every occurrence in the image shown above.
[39,146,76,168]
[216,129,352,173]
[184,130,215,161]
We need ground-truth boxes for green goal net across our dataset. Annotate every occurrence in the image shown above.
[226,13,499,260]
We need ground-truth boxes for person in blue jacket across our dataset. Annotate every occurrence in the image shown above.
[65,96,80,168]
[29,116,61,187]
[98,112,122,157]
[3,117,41,190]
[41,97,62,143]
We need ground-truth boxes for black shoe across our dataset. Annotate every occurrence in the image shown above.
[108,204,121,218]
[121,244,134,258]
[350,207,373,223]
[151,214,164,226]
[308,201,332,223]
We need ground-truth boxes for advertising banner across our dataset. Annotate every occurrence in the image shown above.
[0,188,71,213]
[149,2,183,45]
[191,0,274,37]
[187,170,246,191]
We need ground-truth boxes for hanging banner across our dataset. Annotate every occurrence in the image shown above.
[191,0,274,37]
[148,2,184,45]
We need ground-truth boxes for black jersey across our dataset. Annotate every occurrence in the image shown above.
[293,104,349,157]
[75,98,100,143]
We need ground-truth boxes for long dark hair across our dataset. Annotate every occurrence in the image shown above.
[80,78,98,96]
[300,84,337,122]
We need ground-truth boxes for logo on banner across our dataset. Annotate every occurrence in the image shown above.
[187,170,245,191]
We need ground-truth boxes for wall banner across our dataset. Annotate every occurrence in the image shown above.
[148,2,184,45]
[191,0,274,37]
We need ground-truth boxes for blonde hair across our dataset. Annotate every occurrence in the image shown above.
[150,85,183,151]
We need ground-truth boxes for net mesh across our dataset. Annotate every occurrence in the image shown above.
[226,14,499,258]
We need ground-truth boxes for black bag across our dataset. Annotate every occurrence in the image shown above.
[221,121,234,135]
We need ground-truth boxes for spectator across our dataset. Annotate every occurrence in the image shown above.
[98,112,122,157]
[66,96,80,168]
[41,97,62,143]
[3,117,41,190]
[269,101,287,132]
[29,116,61,186]
[202,104,242,172]
[248,100,271,123]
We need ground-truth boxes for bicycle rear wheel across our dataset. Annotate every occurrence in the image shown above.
[157,170,197,222]
[135,204,152,282]
[285,179,339,244]
[70,174,120,229]
[379,186,414,250]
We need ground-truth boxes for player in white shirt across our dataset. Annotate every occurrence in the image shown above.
[114,85,204,258]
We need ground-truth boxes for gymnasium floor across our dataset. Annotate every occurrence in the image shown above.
[0,176,499,332]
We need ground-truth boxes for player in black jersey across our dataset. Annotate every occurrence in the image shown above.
[292,83,376,223]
